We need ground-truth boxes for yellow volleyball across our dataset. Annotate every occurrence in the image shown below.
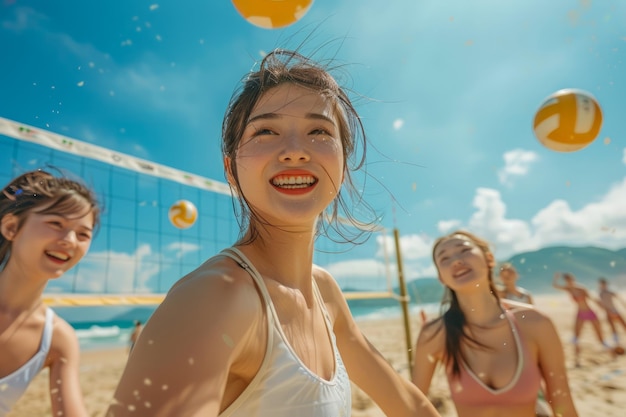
[168,200,197,229]
[532,88,603,152]
[231,0,314,29]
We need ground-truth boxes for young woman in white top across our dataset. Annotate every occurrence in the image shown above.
[0,169,100,416]
[108,49,440,417]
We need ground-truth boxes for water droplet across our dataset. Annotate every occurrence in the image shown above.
[222,334,234,348]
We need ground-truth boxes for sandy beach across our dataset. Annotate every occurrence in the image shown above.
[8,292,626,416]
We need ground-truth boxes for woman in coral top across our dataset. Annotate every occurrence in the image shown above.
[412,230,578,417]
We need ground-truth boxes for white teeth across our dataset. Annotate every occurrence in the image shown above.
[272,176,316,187]
[47,251,69,261]
[454,268,470,278]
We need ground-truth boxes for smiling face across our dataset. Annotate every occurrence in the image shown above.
[227,83,344,228]
[1,200,94,280]
[433,233,495,292]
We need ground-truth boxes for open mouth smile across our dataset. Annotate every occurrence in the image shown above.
[46,251,71,262]
[271,174,318,190]
[453,268,471,278]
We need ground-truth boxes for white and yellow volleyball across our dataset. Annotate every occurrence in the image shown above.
[231,0,313,29]
[168,200,197,229]
[532,88,603,152]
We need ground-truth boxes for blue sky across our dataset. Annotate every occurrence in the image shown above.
[1,0,624,290]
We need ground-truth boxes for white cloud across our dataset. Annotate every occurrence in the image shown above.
[166,241,200,259]
[325,258,393,291]
[466,188,536,256]
[327,258,387,278]
[445,179,626,258]
[404,262,438,281]
[438,219,461,234]
[376,232,432,261]
[48,241,200,294]
[497,149,539,186]
[393,119,404,130]
[531,177,626,248]
[64,244,160,293]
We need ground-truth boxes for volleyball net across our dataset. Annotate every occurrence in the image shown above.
[0,117,400,307]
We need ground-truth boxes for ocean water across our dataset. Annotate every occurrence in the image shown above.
[58,302,442,351]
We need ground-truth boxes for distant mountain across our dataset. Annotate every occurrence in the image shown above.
[345,245,626,309]
[505,246,626,294]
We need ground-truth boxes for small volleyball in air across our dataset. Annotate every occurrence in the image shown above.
[532,88,603,152]
[168,200,197,229]
[231,0,313,29]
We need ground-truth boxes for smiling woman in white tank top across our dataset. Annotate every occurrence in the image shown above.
[107,49,441,417]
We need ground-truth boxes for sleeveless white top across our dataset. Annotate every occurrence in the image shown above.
[502,288,533,304]
[0,308,54,415]
[218,248,351,417]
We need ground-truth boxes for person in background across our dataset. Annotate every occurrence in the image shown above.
[107,49,440,417]
[553,272,610,367]
[497,262,534,305]
[128,320,143,353]
[597,277,626,348]
[0,169,100,416]
[413,230,578,417]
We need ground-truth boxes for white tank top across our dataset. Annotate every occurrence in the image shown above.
[502,288,532,304]
[0,307,54,415]
[219,248,351,417]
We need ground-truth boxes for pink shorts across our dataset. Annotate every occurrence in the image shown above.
[577,309,598,321]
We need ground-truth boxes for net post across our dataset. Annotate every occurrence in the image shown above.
[393,228,414,377]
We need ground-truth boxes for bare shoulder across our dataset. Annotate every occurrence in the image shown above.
[508,305,556,336]
[51,313,76,338]
[312,264,346,297]
[135,253,266,360]
[311,264,348,326]
[165,254,263,319]
[48,314,80,363]
[312,264,341,295]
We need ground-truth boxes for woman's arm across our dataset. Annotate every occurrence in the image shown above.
[316,270,441,417]
[529,311,579,417]
[411,322,443,396]
[107,261,263,417]
[47,319,88,417]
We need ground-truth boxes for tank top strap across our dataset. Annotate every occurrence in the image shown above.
[220,248,272,302]
[502,308,525,358]
[40,307,54,352]
[219,248,277,332]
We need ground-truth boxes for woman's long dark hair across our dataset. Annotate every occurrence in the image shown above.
[425,230,501,378]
